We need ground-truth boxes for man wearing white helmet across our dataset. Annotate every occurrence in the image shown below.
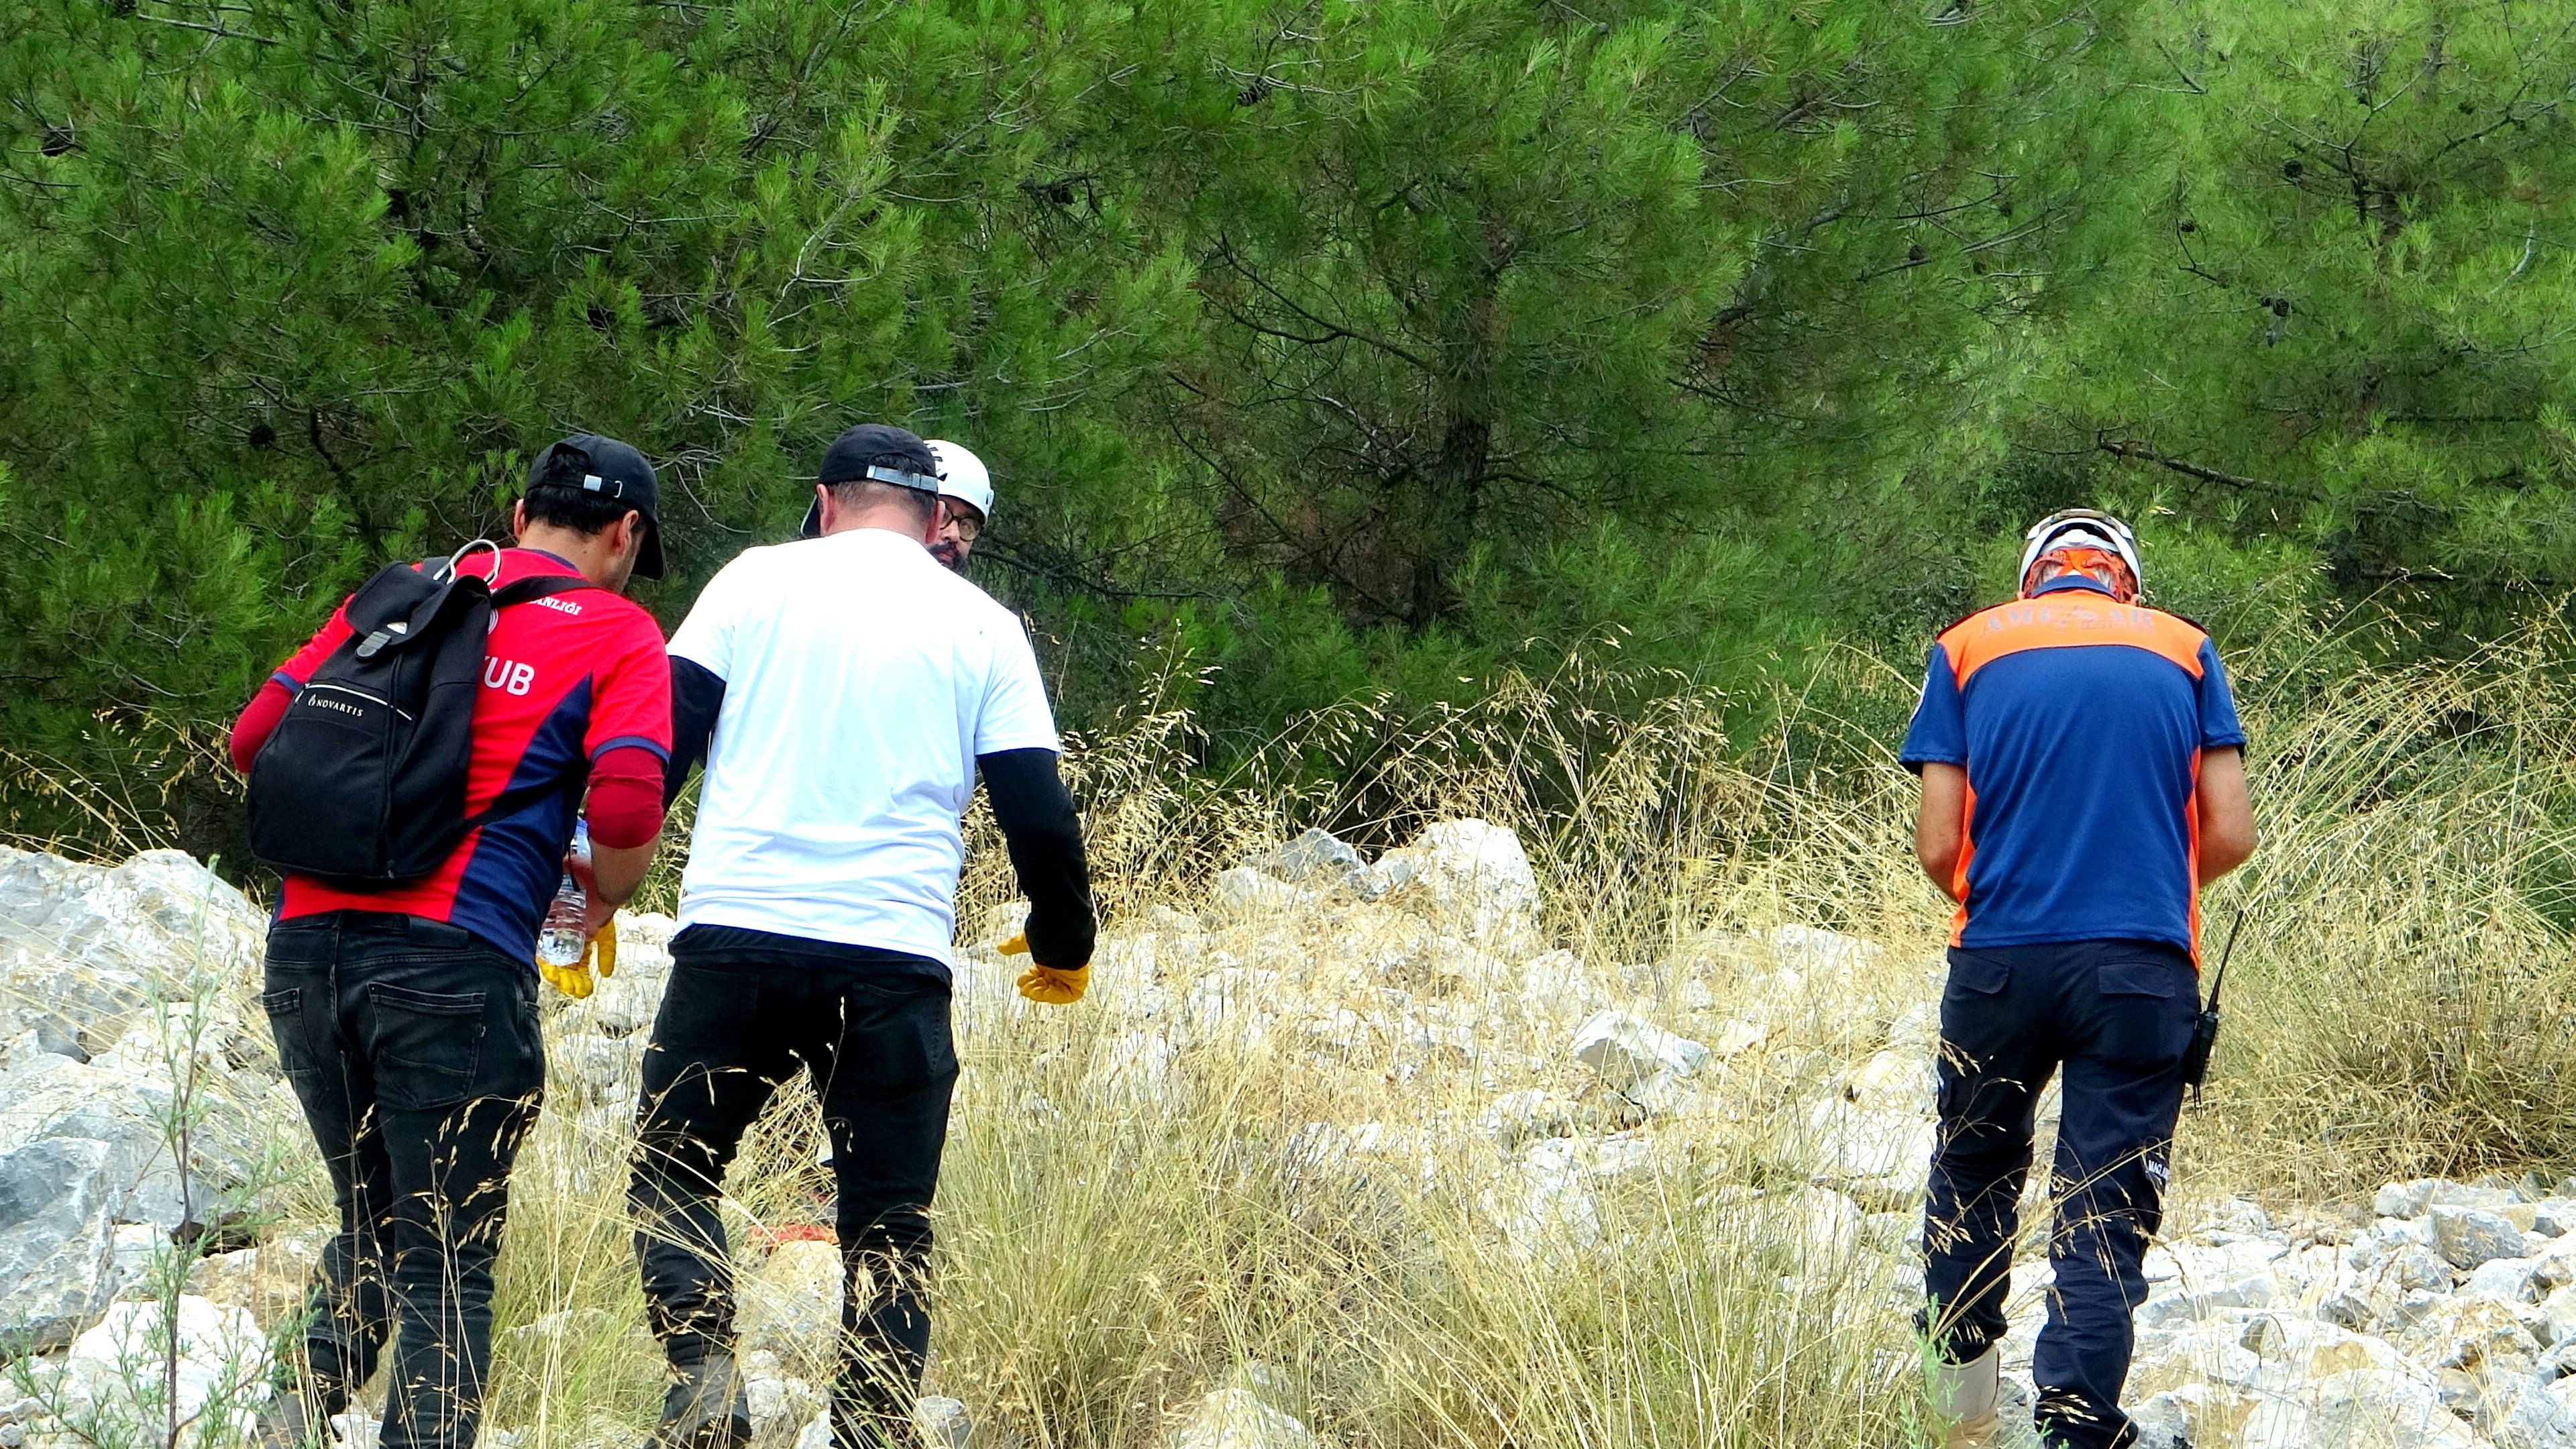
[1902,509,2257,1449]
[924,440,991,574]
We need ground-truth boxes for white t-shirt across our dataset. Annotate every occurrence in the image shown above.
[667,525,1061,963]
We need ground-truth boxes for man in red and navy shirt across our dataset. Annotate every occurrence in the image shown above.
[1901,511,2256,1449]
[231,435,674,1449]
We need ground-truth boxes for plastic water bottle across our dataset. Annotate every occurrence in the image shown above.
[538,822,590,967]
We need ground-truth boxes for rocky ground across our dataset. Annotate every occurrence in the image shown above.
[4,829,2575,1448]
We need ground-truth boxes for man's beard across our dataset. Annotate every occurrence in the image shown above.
[930,541,965,572]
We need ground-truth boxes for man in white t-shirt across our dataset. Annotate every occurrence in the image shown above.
[629,423,1094,1449]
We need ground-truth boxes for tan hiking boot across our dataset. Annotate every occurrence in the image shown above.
[1931,1344,2002,1447]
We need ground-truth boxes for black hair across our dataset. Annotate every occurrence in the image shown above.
[522,443,643,537]
[825,470,936,523]
[522,482,641,537]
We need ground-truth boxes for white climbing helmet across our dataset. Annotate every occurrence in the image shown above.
[2018,508,2142,602]
[926,440,994,521]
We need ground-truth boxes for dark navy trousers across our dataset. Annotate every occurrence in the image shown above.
[1921,938,2198,1449]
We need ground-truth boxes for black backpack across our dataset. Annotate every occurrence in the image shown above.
[246,548,598,888]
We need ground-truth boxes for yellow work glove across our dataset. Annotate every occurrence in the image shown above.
[1000,931,1089,1005]
[537,918,618,1000]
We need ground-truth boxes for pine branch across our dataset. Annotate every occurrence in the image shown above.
[2095,435,2316,502]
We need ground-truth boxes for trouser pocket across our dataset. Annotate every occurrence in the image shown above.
[2092,956,2194,1065]
[829,982,958,1100]
[364,983,486,1113]
[262,985,318,1083]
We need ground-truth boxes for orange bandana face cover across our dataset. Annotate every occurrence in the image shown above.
[2028,546,2139,602]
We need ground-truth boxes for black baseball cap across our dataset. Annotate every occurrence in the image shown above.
[800,423,943,539]
[529,433,664,579]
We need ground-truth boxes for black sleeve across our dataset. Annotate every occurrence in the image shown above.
[978,747,1096,969]
[666,657,726,810]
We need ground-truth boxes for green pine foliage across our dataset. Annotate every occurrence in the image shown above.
[3,0,2573,858]
[2029,0,2576,632]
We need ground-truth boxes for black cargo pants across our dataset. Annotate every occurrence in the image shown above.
[262,912,546,1449]
[628,936,959,1449]
[1921,938,2198,1449]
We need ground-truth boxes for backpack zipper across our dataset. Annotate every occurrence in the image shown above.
[301,682,416,723]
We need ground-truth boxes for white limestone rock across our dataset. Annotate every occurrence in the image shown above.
[1570,1010,1708,1090]
[2300,1366,2477,1448]
[2401,1290,2538,1375]
[0,1136,119,1350]
[738,1240,844,1381]
[1249,828,1377,898]
[1476,1089,1574,1150]
[553,1031,636,1106]
[0,848,262,1059]
[1181,968,1282,1053]
[742,1368,824,1449]
[1210,867,1305,916]
[2510,1373,2576,1449]
[2530,1283,2576,1348]
[59,1295,272,1448]
[1753,924,1882,979]
[2126,1390,2192,1449]
[2436,1205,2532,1271]
[913,1396,971,1449]
[2470,1253,2548,1305]
[1514,950,1605,1022]
[1169,1386,1319,1449]
[1801,1095,1935,1207]
[1371,819,1541,941]
[1704,1018,1768,1058]
[1093,1028,1178,1106]
[2377,1180,2440,1220]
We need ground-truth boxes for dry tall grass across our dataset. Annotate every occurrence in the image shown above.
[2196,621,2576,1196]
[18,619,2576,1447]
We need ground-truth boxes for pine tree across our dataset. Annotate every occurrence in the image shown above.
[2031,0,2576,629]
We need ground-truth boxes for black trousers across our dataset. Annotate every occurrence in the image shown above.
[1922,938,2198,1449]
[262,912,546,1449]
[629,941,958,1447]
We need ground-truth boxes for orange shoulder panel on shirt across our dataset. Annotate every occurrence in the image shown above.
[1936,596,2208,688]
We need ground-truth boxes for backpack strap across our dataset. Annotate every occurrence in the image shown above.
[347,568,597,661]
[491,575,603,607]
[460,778,584,835]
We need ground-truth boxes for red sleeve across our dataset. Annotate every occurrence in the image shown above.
[585,747,667,849]
[229,602,356,775]
[579,606,673,849]
[228,682,292,775]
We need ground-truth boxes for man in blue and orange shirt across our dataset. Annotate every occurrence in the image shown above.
[1900,511,2257,1449]
[231,435,675,1449]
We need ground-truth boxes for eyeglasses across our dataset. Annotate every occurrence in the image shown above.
[944,506,984,542]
